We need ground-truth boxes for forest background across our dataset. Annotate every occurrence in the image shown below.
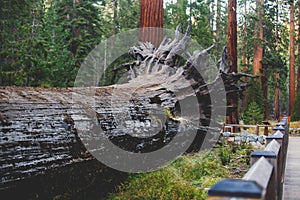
[1,0,300,122]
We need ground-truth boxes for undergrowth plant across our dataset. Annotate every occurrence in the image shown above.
[108,144,254,200]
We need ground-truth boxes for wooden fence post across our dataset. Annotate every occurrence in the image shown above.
[267,131,284,179]
[251,140,281,200]
[208,157,273,200]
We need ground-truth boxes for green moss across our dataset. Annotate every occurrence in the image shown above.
[108,145,253,200]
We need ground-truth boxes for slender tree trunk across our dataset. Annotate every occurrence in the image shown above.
[274,0,280,120]
[226,0,239,129]
[253,0,268,120]
[69,0,81,57]
[211,0,215,37]
[139,0,164,48]
[113,0,118,35]
[290,0,296,116]
[274,73,280,120]
[262,72,268,120]
[297,0,300,93]
[215,0,221,53]
[241,1,248,111]
[253,0,264,76]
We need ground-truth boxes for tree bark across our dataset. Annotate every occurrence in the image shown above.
[253,0,264,76]
[274,0,280,120]
[216,0,221,34]
[290,0,296,116]
[253,0,269,120]
[113,0,118,35]
[226,0,239,129]
[274,73,280,120]
[241,0,248,111]
[211,0,215,37]
[297,0,300,93]
[139,0,164,48]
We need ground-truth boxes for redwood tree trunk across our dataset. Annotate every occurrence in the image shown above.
[253,0,264,76]
[297,0,300,93]
[139,0,164,48]
[253,0,269,120]
[241,0,248,111]
[290,0,296,116]
[274,0,280,120]
[226,0,239,128]
[274,73,280,120]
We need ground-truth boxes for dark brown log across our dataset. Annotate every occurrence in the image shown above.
[139,0,164,48]
[0,25,253,192]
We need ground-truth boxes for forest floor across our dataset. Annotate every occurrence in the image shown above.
[107,144,254,200]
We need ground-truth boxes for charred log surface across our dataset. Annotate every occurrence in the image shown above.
[0,159,128,200]
[0,88,92,187]
[0,25,254,198]
[0,87,130,199]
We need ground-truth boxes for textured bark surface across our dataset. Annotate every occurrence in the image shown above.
[241,0,248,112]
[297,0,300,93]
[139,0,164,47]
[0,25,253,196]
[253,0,264,76]
[253,0,269,120]
[274,73,280,120]
[289,0,296,116]
[226,0,239,128]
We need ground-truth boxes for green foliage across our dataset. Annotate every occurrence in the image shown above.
[108,145,253,200]
[116,0,140,32]
[219,145,231,165]
[291,92,300,121]
[237,0,289,119]
[0,0,142,87]
[164,0,215,49]
[243,102,264,125]
[0,0,108,87]
[245,79,265,110]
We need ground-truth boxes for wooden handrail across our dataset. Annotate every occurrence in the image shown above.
[243,157,274,200]
[222,123,276,136]
[209,117,289,200]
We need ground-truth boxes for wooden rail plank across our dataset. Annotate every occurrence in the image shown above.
[209,118,289,200]
[283,137,300,200]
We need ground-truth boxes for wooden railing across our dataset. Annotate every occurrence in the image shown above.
[208,117,289,200]
[222,124,276,136]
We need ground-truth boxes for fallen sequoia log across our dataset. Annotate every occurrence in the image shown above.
[0,25,255,197]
